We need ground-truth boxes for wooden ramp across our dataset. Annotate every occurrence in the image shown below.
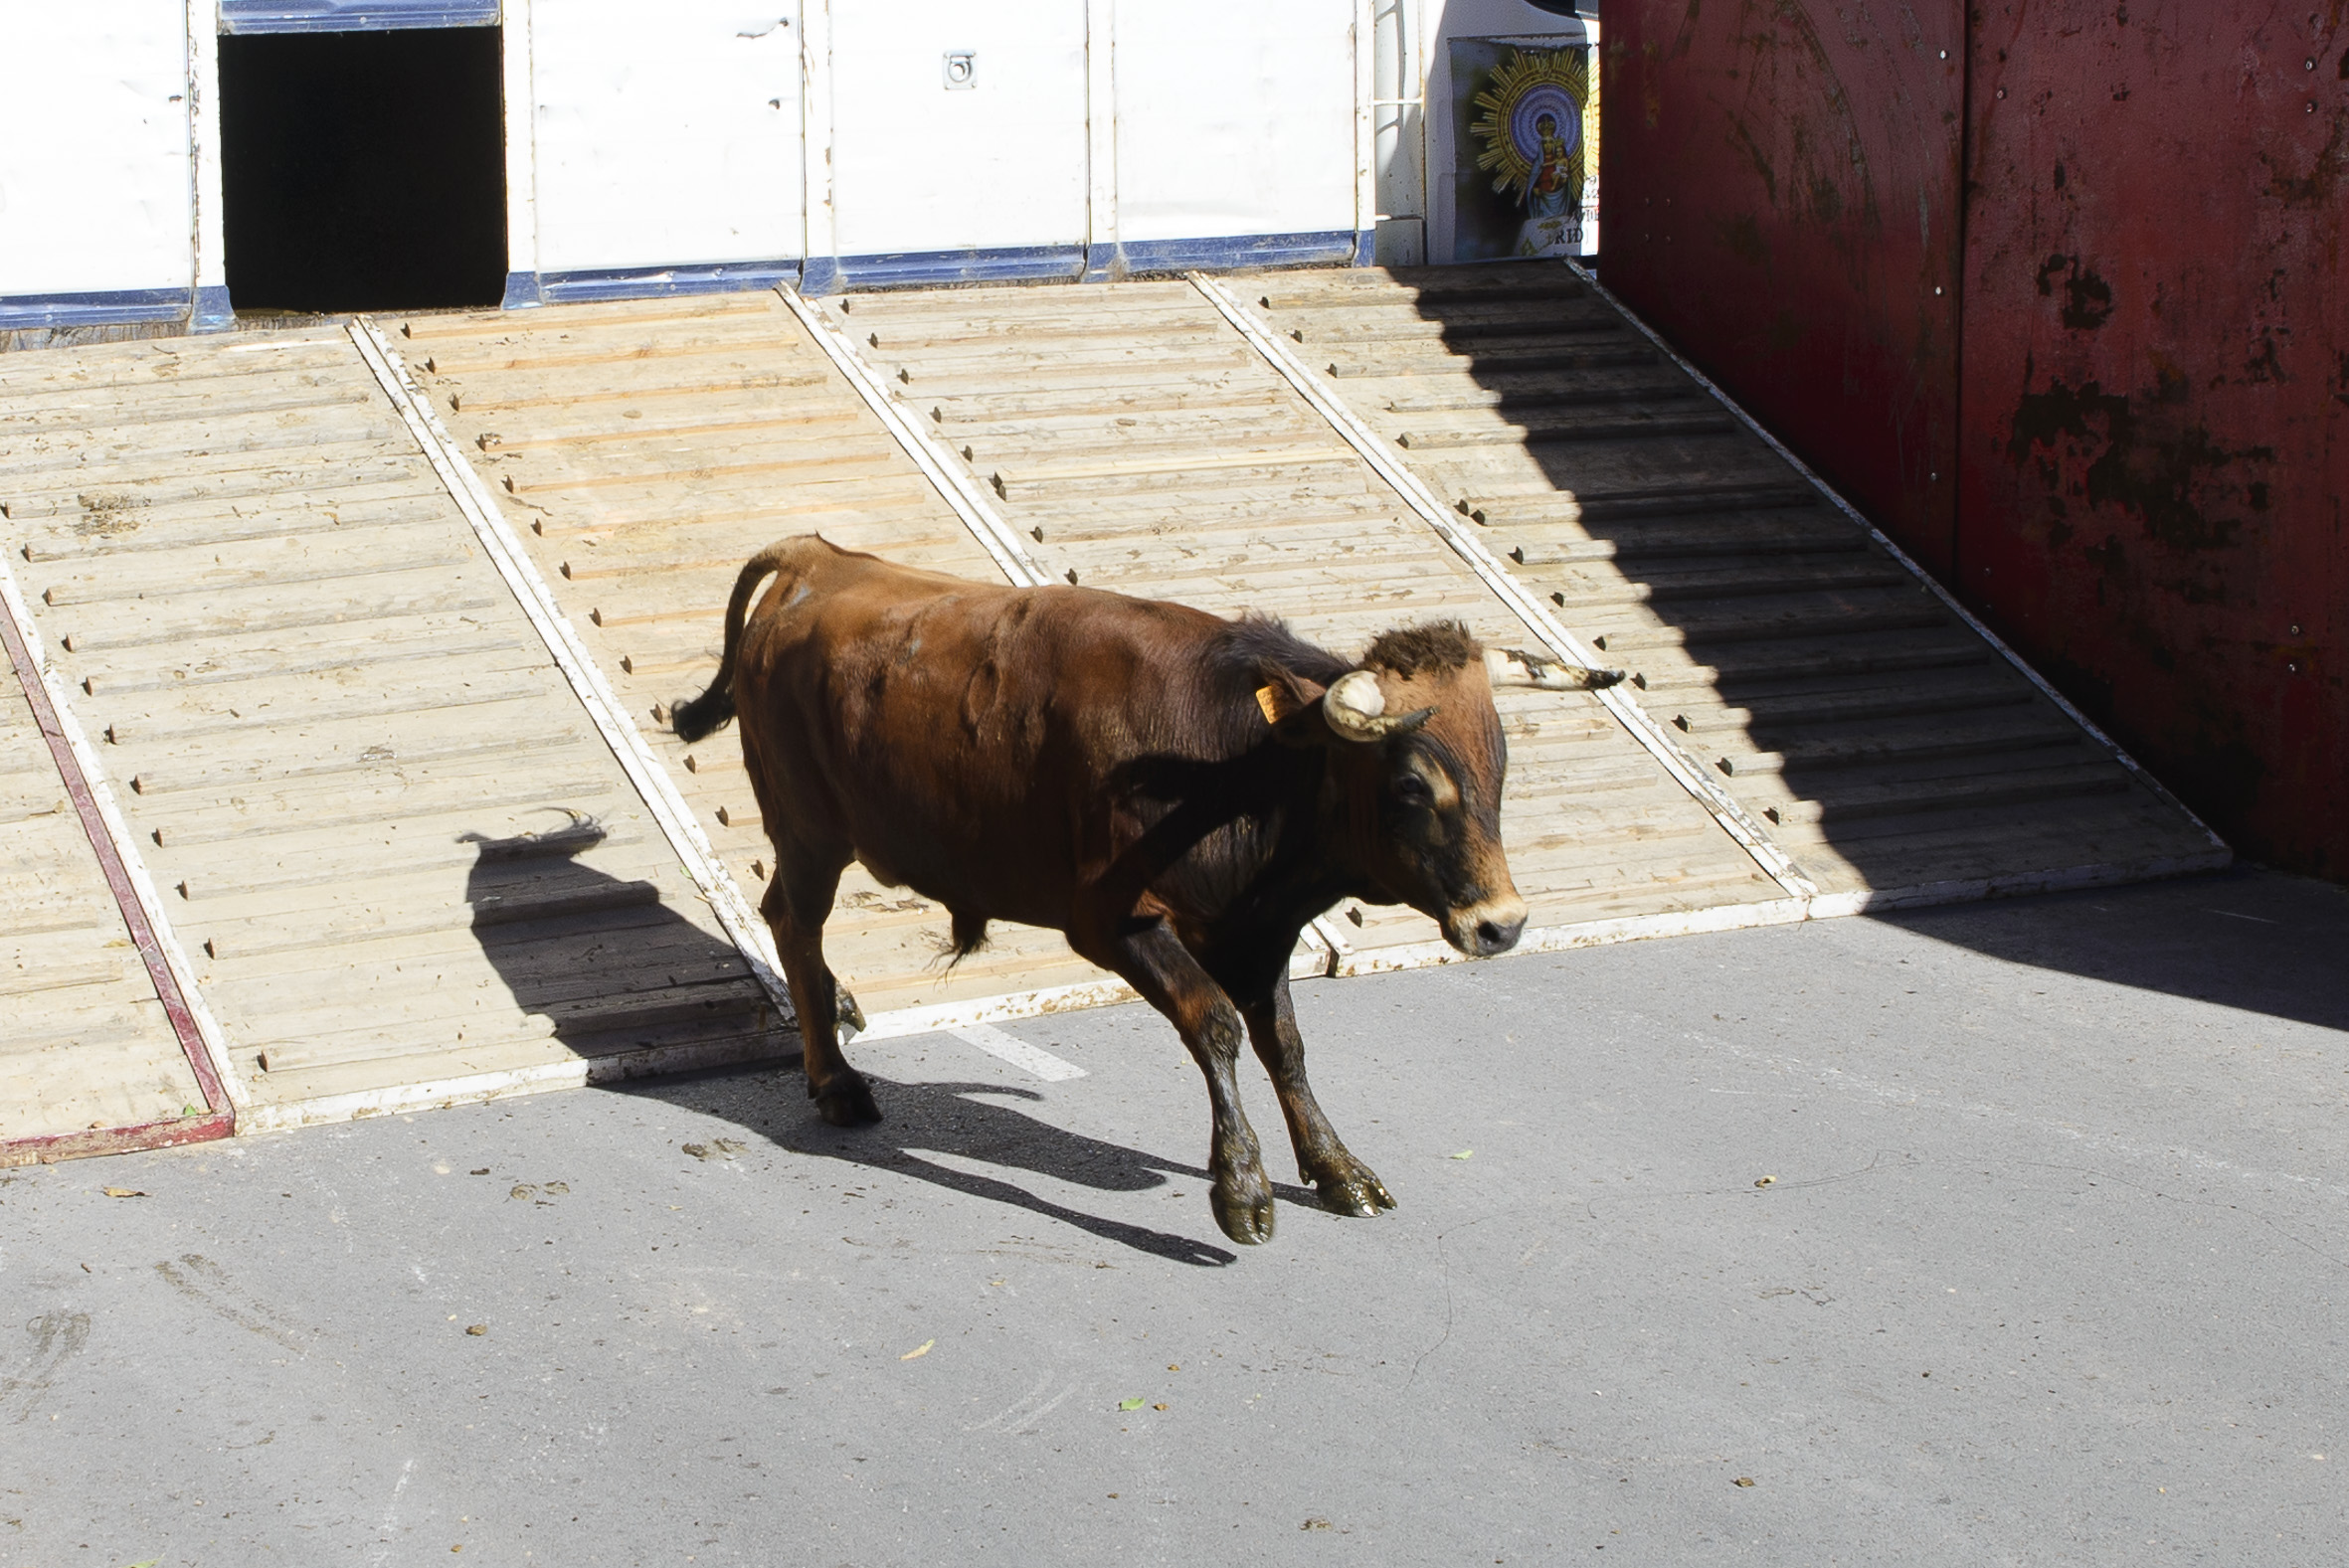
[819,279,1793,967]
[0,328,785,1132]
[1234,264,2228,904]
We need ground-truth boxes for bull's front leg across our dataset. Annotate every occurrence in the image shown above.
[1070,918,1275,1245]
[1241,973,1395,1218]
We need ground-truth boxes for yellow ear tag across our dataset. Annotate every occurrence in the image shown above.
[1254,685,1287,724]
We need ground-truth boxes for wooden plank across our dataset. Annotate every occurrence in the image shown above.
[440,367,834,416]
[497,446,905,498]
[413,331,821,380]
[1534,555,1916,606]
[50,570,514,653]
[392,292,779,342]
[1,407,392,476]
[1,380,382,436]
[1395,404,1733,448]
[466,402,863,453]
[19,487,457,563]
[35,522,475,607]
[5,447,426,517]
[0,333,353,396]
[477,419,892,474]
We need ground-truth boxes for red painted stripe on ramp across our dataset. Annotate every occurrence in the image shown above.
[0,592,234,1163]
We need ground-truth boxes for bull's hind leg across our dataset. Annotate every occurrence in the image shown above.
[1069,918,1275,1245]
[1240,973,1395,1218]
[761,845,880,1127]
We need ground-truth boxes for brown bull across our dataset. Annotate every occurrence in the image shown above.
[672,536,1619,1245]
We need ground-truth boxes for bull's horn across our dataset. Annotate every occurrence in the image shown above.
[1486,647,1625,691]
[1324,669,1436,742]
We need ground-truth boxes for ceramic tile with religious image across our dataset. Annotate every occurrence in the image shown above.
[1449,39,1598,261]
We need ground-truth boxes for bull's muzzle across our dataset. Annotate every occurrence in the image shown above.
[1447,896,1529,958]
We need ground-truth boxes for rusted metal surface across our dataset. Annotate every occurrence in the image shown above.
[0,1111,235,1170]
[1599,0,1966,576]
[1605,2,2345,880]
[1960,3,2347,879]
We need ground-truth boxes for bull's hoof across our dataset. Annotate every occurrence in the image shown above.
[1312,1164,1397,1218]
[810,1073,881,1128]
[1209,1184,1276,1246]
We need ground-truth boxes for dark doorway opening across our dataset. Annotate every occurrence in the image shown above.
[219,28,506,313]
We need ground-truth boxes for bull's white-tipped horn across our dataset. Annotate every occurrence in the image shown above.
[1323,669,1435,742]
[1485,647,1625,691]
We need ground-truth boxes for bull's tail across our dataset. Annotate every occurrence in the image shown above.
[670,542,798,744]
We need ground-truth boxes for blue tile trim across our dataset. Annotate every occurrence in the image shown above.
[1112,230,1367,275]
[481,231,1371,315]
[190,285,237,333]
[0,288,190,332]
[535,259,802,306]
[220,1,500,34]
[832,245,1085,292]
[797,256,842,297]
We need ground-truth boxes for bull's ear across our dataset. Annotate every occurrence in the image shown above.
[1485,646,1625,691]
[1255,665,1332,744]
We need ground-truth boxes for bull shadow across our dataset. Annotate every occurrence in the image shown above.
[458,816,1252,1263]
[460,812,777,1061]
[625,1066,1252,1268]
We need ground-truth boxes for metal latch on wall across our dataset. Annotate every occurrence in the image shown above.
[943,51,976,89]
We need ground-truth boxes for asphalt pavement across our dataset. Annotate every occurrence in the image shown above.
[3,866,2344,1567]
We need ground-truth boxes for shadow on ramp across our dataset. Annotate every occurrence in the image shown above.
[461,812,782,1066]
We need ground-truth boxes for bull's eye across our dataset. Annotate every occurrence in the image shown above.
[1393,774,1434,808]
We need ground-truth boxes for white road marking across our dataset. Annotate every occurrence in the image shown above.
[1014,1384,1080,1434]
[947,1024,1087,1082]
[370,1457,415,1562]
[969,1372,1055,1432]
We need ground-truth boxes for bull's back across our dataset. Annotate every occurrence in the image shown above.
[730,538,1226,916]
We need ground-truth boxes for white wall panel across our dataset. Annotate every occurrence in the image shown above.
[1113,0,1357,245]
[0,5,192,297]
[531,1,805,272]
[827,1,1088,258]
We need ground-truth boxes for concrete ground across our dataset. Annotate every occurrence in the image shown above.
[2,866,2343,1567]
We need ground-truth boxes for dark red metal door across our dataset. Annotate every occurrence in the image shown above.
[1600,0,1967,575]
[1960,1,2348,876]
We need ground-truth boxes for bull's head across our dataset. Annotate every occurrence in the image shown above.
[1258,623,1623,958]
